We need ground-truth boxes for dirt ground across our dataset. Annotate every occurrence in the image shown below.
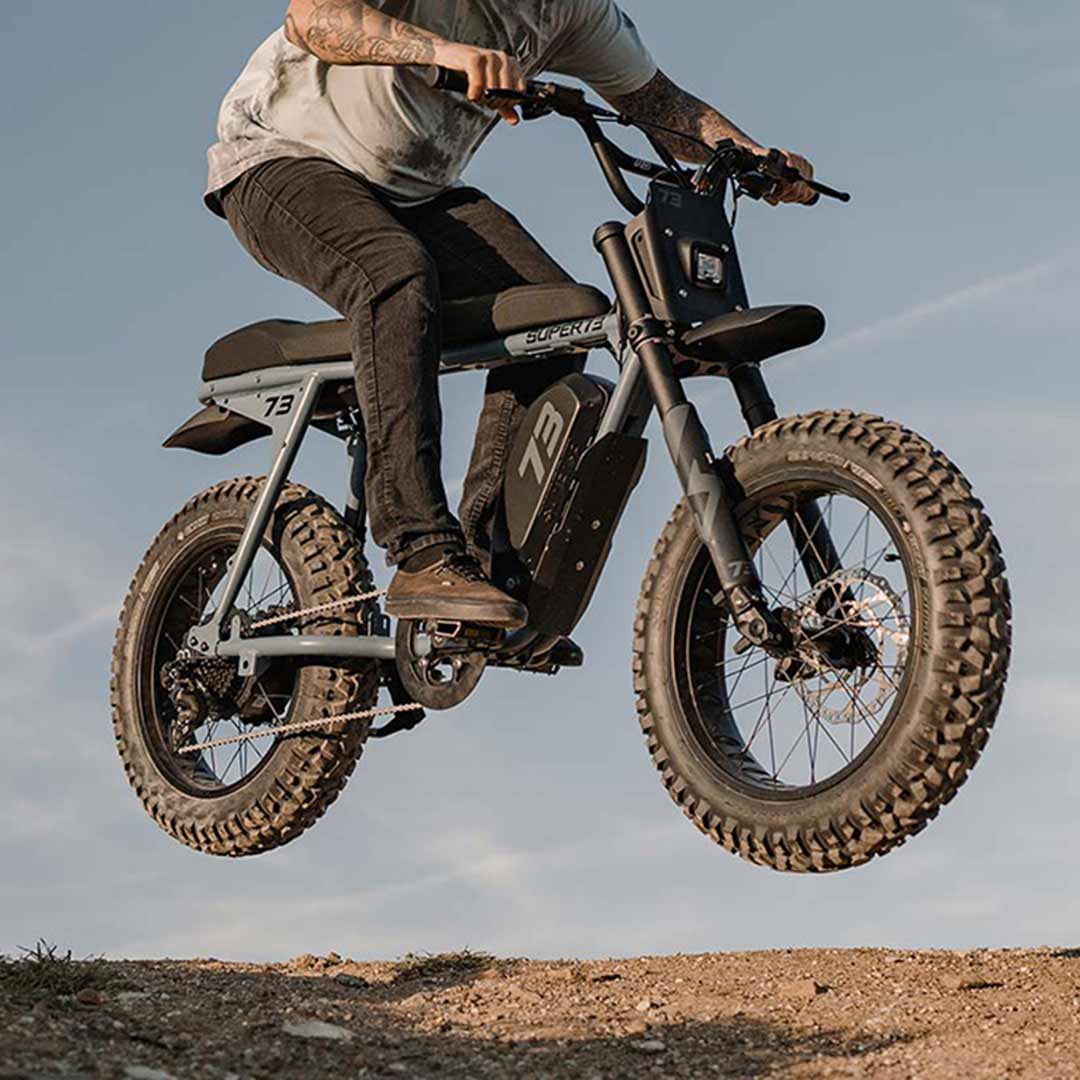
[2,947,1079,1079]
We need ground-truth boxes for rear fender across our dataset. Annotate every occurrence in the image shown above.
[163,406,270,456]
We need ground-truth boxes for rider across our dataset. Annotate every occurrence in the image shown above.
[205,0,815,631]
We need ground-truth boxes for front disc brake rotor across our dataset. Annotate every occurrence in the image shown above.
[790,568,910,726]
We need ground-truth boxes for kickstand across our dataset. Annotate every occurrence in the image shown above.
[369,662,426,739]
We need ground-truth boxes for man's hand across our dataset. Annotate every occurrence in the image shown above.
[437,43,527,125]
[766,150,816,206]
[606,71,819,208]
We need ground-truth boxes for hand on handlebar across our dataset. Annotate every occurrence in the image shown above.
[763,149,817,206]
[437,44,527,125]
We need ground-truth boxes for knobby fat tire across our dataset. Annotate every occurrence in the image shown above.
[111,478,378,857]
[634,411,1012,872]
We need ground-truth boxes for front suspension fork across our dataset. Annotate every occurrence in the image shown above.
[595,224,842,645]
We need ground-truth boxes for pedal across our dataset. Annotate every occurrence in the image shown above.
[431,623,505,652]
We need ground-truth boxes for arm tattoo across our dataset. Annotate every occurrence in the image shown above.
[605,70,760,163]
[285,0,439,66]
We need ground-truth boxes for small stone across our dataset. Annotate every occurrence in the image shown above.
[76,988,104,1008]
[591,972,622,983]
[283,1019,354,1042]
[941,974,1004,992]
[386,1065,409,1076]
[779,979,829,1004]
[635,998,656,1012]
[631,1038,667,1054]
[335,973,369,989]
[124,1068,177,1080]
[118,991,153,1005]
[623,1018,649,1035]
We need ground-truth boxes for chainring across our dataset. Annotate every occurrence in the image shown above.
[394,619,493,710]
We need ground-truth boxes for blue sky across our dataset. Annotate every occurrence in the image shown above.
[1,0,1078,960]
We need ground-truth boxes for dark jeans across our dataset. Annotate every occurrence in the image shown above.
[221,156,579,567]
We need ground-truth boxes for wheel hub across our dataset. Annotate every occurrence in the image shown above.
[780,568,910,725]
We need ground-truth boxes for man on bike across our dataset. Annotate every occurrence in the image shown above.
[206,0,815,631]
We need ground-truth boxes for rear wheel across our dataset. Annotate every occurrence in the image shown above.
[634,411,1011,872]
[111,478,379,857]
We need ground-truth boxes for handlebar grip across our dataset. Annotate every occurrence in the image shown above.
[428,66,470,94]
[806,179,851,203]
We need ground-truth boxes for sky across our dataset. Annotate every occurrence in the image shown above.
[1,0,1078,962]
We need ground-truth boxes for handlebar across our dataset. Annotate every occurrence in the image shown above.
[426,66,851,212]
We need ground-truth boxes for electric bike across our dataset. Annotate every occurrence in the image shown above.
[112,71,1011,872]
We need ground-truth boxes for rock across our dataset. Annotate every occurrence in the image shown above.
[76,988,104,1008]
[780,979,829,1004]
[942,974,1005,992]
[506,983,543,1006]
[635,998,657,1012]
[117,991,153,1005]
[623,1018,649,1036]
[335,973,369,990]
[591,971,622,983]
[124,1068,177,1080]
[282,1019,354,1042]
[631,1038,667,1054]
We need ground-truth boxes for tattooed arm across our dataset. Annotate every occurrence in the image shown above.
[605,70,816,205]
[284,0,527,122]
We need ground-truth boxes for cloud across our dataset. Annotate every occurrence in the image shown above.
[949,0,1080,45]
[819,249,1079,357]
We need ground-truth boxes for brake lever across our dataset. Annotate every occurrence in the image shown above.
[763,148,852,203]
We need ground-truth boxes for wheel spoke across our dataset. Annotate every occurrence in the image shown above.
[679,480,915,794]
[150,538,297,796]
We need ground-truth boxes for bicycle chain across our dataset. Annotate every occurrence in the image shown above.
[176,701,423,755]
[248,588,386,630]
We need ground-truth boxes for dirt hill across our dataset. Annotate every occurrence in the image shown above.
[2,947,1078,1078]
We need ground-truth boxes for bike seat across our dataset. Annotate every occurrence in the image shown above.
[203,283,611,382]
[679,304,826,367]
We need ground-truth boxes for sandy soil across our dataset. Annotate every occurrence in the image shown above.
[2,947,1079,1078]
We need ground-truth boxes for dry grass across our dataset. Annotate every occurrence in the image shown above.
[390,948,498,982]
[0,941,115,999]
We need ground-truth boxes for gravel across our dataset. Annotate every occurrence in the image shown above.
[1,947,1078,1078]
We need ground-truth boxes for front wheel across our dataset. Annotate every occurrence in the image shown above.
[634,411,1011,872]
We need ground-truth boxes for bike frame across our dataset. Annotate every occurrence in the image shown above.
[186,100,847,668]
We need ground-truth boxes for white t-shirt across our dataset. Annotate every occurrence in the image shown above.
[205,0,657,214]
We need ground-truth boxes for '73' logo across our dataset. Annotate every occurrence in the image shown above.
[518,403,565,485]
[263,394,296,418]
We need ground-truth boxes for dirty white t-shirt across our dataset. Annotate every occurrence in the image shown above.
[205,0,657,215]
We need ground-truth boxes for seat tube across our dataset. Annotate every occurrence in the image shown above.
[190,374,323,653]
[345,413,368,546]
[594,223,771,642]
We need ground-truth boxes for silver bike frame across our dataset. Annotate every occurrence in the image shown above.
[187,311,647,668]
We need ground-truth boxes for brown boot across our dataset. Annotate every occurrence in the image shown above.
[386,552,527,630]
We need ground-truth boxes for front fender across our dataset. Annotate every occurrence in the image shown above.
[674,304,826,377]
[163,405,270,456]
